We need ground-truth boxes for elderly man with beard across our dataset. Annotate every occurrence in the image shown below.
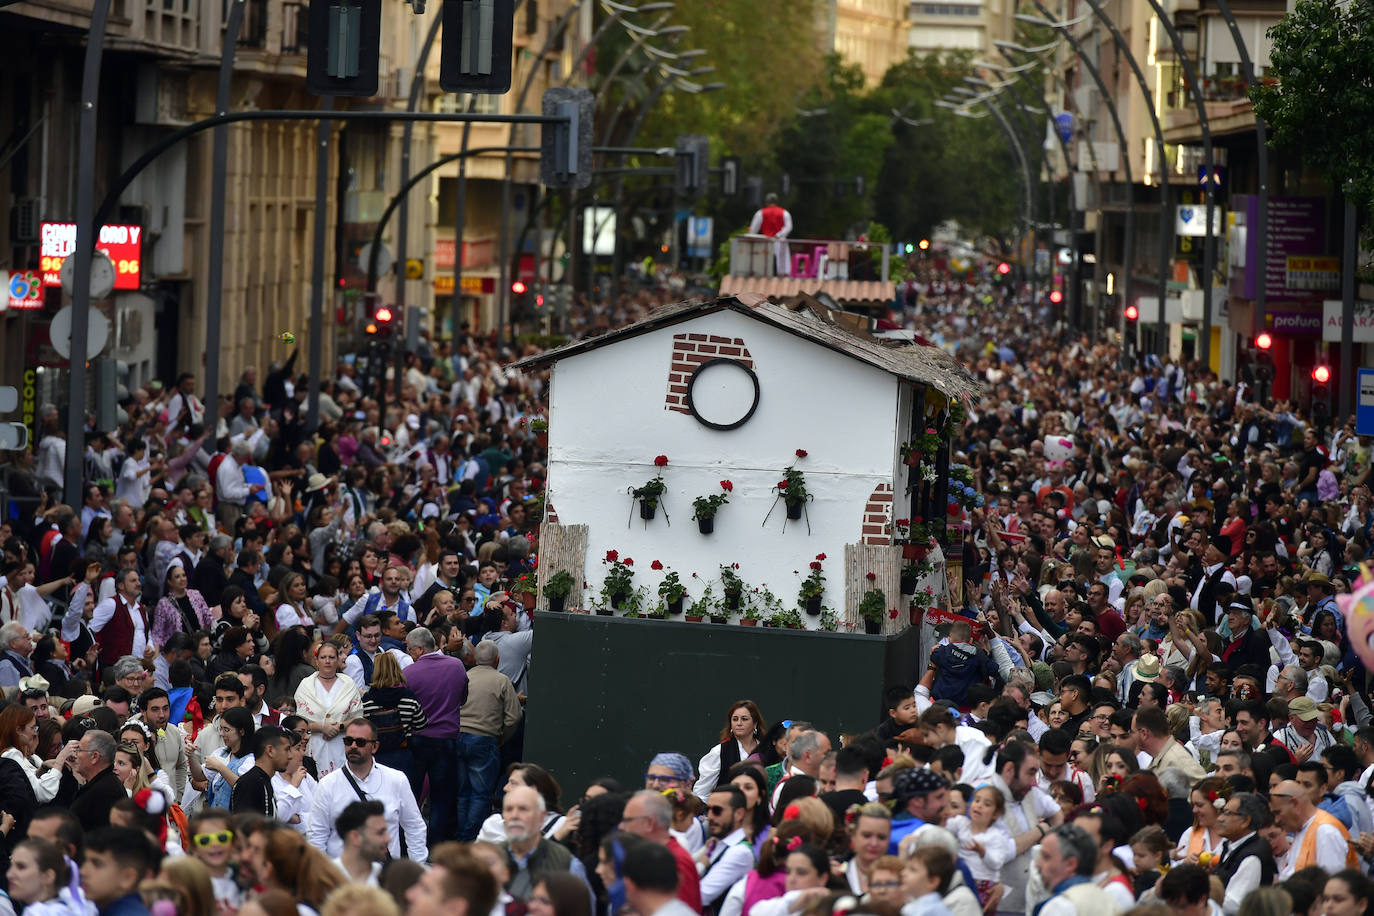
[501,784,589,901]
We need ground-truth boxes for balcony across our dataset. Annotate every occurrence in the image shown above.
[720,236,895,304]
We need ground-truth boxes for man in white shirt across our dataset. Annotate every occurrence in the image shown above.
[115,441,153,507]
[696,786,754,913]
[214,443,262,529]
[1270,778,1352,877]
[91,568,149,661]
[1190,536,1237,622]
[307,717,427,862]
[330,800,389,887]
[1215,793,1275,915]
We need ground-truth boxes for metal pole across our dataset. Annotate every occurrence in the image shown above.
[1031,0,1135,351]
[454,99,477,341]
[65,0,112,502]
[306,98,334,432]
[395,11,443,358]
[1211,0,1268,338]
[1341,194,1357,421]
[204,0,244,418]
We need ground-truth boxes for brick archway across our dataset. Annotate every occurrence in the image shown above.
[665,333,755,414]
[860,483,893,545]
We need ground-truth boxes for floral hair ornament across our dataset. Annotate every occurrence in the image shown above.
[786,836,803,852]
[782,803,802,821]
[844,804,862,826]
[1137,796,1150,814]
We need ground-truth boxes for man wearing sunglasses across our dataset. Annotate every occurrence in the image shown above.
[307,716,427,863]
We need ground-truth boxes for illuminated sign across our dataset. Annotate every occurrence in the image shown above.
[39,222,142,291]
[6,270,43,310]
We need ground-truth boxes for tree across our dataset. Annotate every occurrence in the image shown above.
[1252,0,1374,213]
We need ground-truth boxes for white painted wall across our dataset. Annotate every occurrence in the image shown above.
[544,311,905,625]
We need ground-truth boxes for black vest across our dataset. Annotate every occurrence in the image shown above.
[1195,564,1229,623]
[1213,833,1276,887]
[719,739,743,776]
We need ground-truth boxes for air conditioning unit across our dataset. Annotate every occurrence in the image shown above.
[11,198,41,243]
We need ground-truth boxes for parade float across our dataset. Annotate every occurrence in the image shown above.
[511,294,980,791]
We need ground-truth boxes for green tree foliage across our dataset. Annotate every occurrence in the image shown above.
[1252,0,1374,211]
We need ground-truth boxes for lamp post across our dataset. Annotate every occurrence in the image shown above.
[1015,3,1135,350]
[1012,5,1173,357]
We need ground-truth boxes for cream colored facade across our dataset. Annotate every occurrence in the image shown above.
[828,0,913,85]
[907,0,1014,58]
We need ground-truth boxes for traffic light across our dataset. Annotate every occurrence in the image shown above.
[1124,304,1139,321]
[1312,363,1332,421]
[365,296,395,338]
[721,157,741,197]
[306,0,383,97]
[1049,290,1063,304]
[904,242,915,255]
[439,0,516,93]
[996,262,1011,276]
[540,88,594,189]
[919,239,930,251]
[1255,332,1273,350]
[674,135,710,200]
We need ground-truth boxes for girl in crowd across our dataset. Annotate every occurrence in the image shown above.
[946,786,1013,912]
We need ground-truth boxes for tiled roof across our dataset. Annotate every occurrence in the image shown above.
[511,295,981,402]
[716,275,894,303]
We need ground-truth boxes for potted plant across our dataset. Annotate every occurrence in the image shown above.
[900,558,932,596]
[858,587,887,635]
[629,455,670,521]
[770,607,805,630]
[529,417,549,448]
[691,480,734,534]
[818,608,839,632]
[685,585,714,623]
[908,587,934,626]
[543,569,574,612]
[772,449,811,521]
[655,563,686,614]
[646,602,669,620]
[720,564,745,611]
[512,572,538,610]
[739,603,764,627]
[599,550,635,614]
[797,552,827,614]
[754,586,784,626]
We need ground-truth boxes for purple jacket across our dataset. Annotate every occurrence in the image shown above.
[404,651,468,738]
[151,589,215,648]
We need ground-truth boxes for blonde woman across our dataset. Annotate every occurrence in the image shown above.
[294,641,361,776]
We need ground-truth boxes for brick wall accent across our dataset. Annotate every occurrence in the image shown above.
[860,483,894,545]
[665,333,755,414]
[545,502,559,524]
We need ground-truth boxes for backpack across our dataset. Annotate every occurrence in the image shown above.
[368,692,409,753]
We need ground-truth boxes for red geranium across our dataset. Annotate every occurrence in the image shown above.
[895,518,910,528]
[815,553,826,561]
[605,549,619,563]
[795,449,808,458]
[888,608,899,619]
[866,571,877,581]
[777,480,788,490]
[651,560,664,570]
[809,562,822,570]
[654,455,669,467]
[624,558,634,567]
[720,480,734,491]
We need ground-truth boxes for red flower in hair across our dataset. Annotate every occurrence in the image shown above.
[1137,796,1149,813]
[654,455,669,467]
[882,757,894,768]
[786,836,803,851]
[796,449,808,458]
[783,804,802,821]
[651,560,663,570]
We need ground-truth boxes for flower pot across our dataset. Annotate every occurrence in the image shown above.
[902,543,920,560]
[667,596,684,615]
[547,595,566,613]
[519,591,536,611]
[786,501,803,520]
[610,591,629,610]
[904,453,921,467]
[910,606,921,626]
[685,614,703,623]
[535,431,548,449]
[725,592,742,611]
[864,619,881,635]
[595,608,613,616]
[640,501,657,520]
[739,618,758,627]
[913,545,929,561]
[900,574,918,595]
[805,595,822,615]
[697,516,714,535]
[710,614,728,624]
[763,621,778,628]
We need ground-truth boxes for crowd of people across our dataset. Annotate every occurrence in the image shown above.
[0,268,1366,916]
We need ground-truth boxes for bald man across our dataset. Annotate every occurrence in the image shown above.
[1268,779,1357,877]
